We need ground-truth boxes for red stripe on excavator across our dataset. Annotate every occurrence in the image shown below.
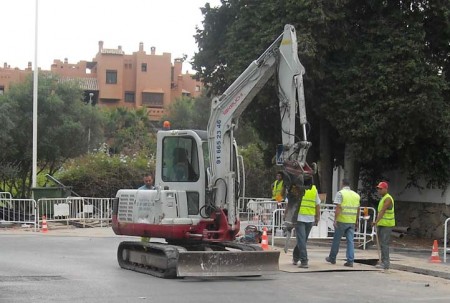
[112,215,239,242]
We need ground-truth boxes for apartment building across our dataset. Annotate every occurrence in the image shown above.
[0,41,203,121]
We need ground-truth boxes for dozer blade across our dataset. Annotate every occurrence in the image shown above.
[177,250,280,277]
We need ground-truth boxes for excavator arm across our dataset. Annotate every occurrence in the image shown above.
[207,24,314,231]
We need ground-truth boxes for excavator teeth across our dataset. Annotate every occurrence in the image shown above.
[177,251,280,277]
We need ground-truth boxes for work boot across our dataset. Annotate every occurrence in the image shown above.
[343,262,353,267]
[298,262,309,269]
[325,257,336,264]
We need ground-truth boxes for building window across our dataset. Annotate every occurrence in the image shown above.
[0,86,4,95]
[101,98,119,103]
[125,91,135,103]
[106,70,117,84]
[195,85,200,92]
[141,63,147,72]
[142,92,163,108]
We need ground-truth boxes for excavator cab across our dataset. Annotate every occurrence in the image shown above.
[157,130,207,218]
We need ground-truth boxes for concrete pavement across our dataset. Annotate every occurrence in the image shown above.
[274,237,450,280]
[1,225,450,280]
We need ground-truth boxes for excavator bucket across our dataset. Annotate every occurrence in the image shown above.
[177,250,280,277]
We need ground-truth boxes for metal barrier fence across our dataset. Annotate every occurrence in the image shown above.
[238,197,272,218]
[445,217,450,263]
[0,191,12,218]
[245,200,287,232]
[0,191,12,201]
[242,200,377,250]
[270,205,376,250]
[37,197,112,228]
[1,192,112,231]
[1,192,37,231]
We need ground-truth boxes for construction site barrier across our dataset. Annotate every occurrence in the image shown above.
[444,217,450,263]
[246,200,287,232]
[238,197,272,217]
[36,197,112,230]
[264,203,376,250]
[0,191,12,201]
[0,193,37,232]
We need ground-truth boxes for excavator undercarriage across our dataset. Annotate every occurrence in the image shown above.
[117,241,280,278]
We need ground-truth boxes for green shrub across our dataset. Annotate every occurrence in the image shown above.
[239,143,274,198]
[56,148,155,197]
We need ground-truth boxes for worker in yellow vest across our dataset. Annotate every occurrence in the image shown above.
[373,181,395,270]
[271,171,286,232]
[326,179,360,267]
[292,185,321,268]
[271,171,285,202]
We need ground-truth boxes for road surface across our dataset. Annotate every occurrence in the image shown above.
[1,234,449,303]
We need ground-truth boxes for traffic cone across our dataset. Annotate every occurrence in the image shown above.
[429,240,441,263]
[41,215,48,233]
[261,227,269,250]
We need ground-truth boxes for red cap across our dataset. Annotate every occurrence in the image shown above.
[376,181,388,189]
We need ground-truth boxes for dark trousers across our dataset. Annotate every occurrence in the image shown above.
[378,226,392,269]
[293,221,313,263]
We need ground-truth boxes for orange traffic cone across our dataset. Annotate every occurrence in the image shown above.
[429,240,441,263]
[261,227,269,250]
[41,215,48,233]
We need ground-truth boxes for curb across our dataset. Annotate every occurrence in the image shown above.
[391,264,450,280]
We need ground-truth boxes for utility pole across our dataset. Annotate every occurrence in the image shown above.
[32,0,39,191]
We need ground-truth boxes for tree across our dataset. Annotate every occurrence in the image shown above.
[163,93,261,147]
[322,1,450,191]
[192,0,347,199]
[0,73,103,197]
[162,96,197,129]
[103,107,156,156]
[193,0,450,199]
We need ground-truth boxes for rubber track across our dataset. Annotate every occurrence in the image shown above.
[117,241,262,278]
[117,241,186,279]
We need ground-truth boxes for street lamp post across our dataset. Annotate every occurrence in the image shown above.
[32,0,39,191]
[87,92,94,153]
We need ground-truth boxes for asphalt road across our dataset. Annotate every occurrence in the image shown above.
[1,234,450,303]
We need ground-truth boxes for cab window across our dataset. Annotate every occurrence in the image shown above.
[162,136,199,182]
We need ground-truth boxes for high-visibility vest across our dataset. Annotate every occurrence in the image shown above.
[336,189,360,223]
[299,185,318,216]
[272,180,284,200]
[377,193,395,227]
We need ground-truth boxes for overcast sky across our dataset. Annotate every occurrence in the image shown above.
[1,0,221,72]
